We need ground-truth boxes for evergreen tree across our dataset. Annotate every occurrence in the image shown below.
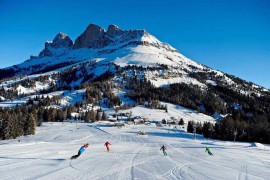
[196,122,203,134]
[202,122,214,138]
[84,111,91,122]
[187,121,194,133]
[14,111,24,137]
[27,113,36,135]
[1,112,14,139]
[37,107,44,126]
[67,106,72,120]
[90,109,96,122]
[101,111,107,121]
[96,111,101,121]
[56,109,64,122]
[178,118,184,125]
[128,111,132,121]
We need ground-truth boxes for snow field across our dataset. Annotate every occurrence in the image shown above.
[0,122,269,180]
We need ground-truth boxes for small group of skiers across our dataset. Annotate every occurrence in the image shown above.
[159,145,213,156]
[71,141,111,159]
[71,143,213,159]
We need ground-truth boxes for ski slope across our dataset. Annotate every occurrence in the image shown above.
[0,122,269,180]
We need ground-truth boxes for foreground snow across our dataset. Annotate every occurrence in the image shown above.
[0,122,269,180]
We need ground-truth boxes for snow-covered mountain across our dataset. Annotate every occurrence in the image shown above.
[0,23,269,120]
[1,23,268,96]
[1,23,270,157]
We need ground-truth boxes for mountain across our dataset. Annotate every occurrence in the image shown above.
[0,23,269,143]
[1,24,267,89]
[0,23,268,96]
[1,23,178,77]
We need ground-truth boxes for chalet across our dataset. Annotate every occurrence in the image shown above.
[162,117,178,124]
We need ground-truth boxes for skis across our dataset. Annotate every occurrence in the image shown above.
[70,154,80,160]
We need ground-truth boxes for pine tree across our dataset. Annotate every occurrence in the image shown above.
[67,106,72,120]
[14,111,24,137]
[37,107,44,126]
[187,121,194,133]
[56,109,64,122]
[27,113,36,135]
[196,122,203,134]
[96,111,101,121]
[101,111,107,121]
[90,109,95,122]
[178,118,184,125]
[202,122,214,138]
[1,112,13,139]
[128,111,132,121]
[50,108,57,122]
[84,111,91,122]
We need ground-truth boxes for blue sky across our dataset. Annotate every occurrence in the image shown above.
[0,0,269,88]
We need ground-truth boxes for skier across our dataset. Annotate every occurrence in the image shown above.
[104,141,111,152]
[71,143,89,159]
[205,147,213,155]
[160,145,168,156]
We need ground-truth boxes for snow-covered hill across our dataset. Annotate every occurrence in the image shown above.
[0,121,269,180]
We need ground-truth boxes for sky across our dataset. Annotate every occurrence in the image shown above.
[0,0,269,88]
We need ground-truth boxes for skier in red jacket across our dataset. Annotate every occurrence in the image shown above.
[104,141,111,152]
[160,145,167,156]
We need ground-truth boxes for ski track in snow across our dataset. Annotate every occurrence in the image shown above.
[0,122,269,180]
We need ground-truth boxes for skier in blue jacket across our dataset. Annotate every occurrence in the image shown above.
[71,143,89,159]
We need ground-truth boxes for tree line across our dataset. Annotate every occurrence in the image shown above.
[125,76,270,144]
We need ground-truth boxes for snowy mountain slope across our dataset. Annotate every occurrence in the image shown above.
[0,121,269,180]
[1,23,268,96]
[0,23,269,126]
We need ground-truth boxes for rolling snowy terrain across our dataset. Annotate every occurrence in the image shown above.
[0,120,269,180]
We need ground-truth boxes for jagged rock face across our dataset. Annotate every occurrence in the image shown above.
[37,23,176,58]
[51,32,73,48]
[39,32,73,57]
[73,24,147,49]
[107,24,122,37]
[74,24,111,49]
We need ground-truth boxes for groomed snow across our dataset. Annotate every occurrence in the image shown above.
[0,122,269,180]
[117,102,215,123]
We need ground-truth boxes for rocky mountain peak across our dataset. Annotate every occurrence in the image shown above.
[107,24,122,36]
[38,32,73,57]
[73,23,152,49]
[107,24,120,31]
[52,32,73,48]
[73,24,107,49]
